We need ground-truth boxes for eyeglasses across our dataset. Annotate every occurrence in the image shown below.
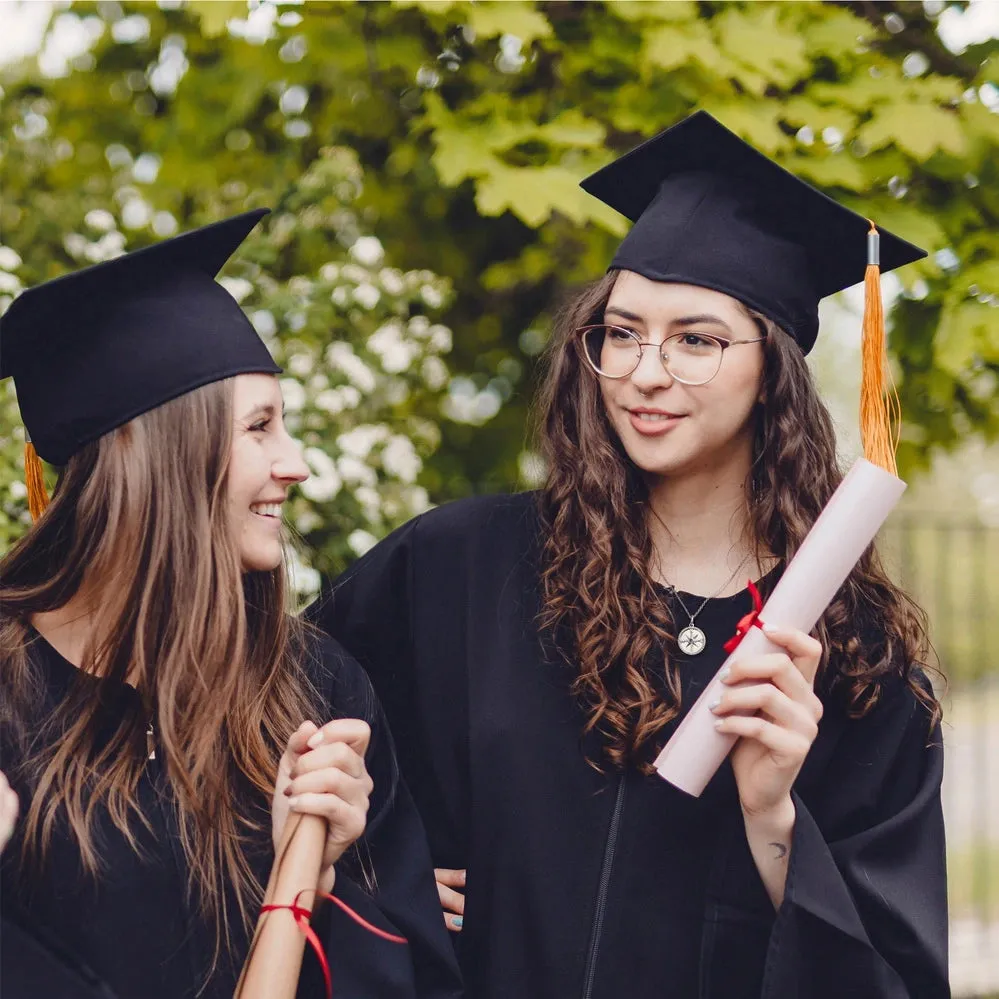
[576,325,765,386]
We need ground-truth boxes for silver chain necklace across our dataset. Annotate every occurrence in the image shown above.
[664,551,754,656]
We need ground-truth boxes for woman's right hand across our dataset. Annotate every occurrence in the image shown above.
[0,771,18,854]
[435,867,465,932]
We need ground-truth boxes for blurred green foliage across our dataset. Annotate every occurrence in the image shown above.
[2,0,998,577]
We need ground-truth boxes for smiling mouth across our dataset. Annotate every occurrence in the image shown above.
[250,502,283,519]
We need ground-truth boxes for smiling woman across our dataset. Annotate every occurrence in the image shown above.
[0,212,460,999]
[310,111,948,999]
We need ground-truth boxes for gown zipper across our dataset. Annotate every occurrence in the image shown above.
[581,774,627,999]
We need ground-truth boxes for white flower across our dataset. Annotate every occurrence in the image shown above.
[337,454,378,487]
[301,446,342,502]
[341,263,368,284]
[340,386,362,409]
[219,276,254,303]
[347,529,378,557]
[0,246,23,271]
[279,378,306,412]
[354,485,382,520]
[408,315,430,337]
[331,286,350,307]
[286,547,321,598]
[121,198,151,229]
[353,282,381,309]
[421,283,444,309]
[350,236,385,267]
[84,209,116,232]
[421,357,449,390]
[320,262,340,282]
[326,343,376,393]
[9,480,27,500]
[382,435,421,483]
[288,352,314,377]
[64,233,88,258]
[428,324,453,353]
[0,273,21,294]
[295,509,323,534]
[337,424,389,460]
[379,268,405,295]
[315,389,345,414]
[251,310,277,337]
[405,485,432,514]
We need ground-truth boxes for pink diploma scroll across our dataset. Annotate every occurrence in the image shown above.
[654,457,907,797]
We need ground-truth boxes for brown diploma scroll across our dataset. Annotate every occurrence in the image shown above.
[234,812,328,999]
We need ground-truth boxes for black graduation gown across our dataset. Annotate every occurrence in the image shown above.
[0,630,463,999]
[307,491,950,999]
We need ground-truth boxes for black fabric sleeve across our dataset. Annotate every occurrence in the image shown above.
[1,914,118,999]
[305,517,469,867]
[761,681,949,999]
[298,636,462,999]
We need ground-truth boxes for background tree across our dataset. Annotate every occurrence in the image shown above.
[2,0,998,572]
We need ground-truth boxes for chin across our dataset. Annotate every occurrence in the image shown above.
[239,545,284,574]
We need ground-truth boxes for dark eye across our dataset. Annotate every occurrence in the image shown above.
[677,332,716,349]
[606,327,637,342]
[249,419,271,433]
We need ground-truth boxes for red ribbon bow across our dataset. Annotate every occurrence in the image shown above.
[261,889,408,999]
[722,579,767,654]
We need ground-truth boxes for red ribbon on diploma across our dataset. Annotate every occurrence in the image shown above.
[723,579,767,654]
[261,890,408,999]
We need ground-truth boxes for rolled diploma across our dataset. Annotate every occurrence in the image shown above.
[654,457,907,797]
[234,812,328,999]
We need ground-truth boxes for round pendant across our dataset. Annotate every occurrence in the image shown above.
[678,625,707,656]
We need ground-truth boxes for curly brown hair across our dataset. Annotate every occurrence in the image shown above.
[535,271,940,772]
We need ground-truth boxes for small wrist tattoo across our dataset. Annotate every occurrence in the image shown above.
[769,841,788,861]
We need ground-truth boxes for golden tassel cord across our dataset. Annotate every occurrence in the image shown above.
[859,223,900,477]
[24,440,50,522]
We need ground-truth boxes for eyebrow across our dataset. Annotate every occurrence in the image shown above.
[604,306,733,334]
[240,402,281,422]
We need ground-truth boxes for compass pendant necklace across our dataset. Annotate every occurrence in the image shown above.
[667,551,753,657]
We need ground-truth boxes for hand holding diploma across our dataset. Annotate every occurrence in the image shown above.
[235,718,374,999]
[655,458,908,797]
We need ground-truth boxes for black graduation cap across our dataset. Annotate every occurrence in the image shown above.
[580,111,927,475]
[580,110,926,355]
[1,210,280,512]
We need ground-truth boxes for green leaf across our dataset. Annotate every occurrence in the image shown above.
[610,0,698,22]
[714,5,810,89]
[189,0,249,37]
[465,2,552,44]
[859,103,968,159]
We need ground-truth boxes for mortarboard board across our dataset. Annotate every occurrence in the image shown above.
[580,111,928,475]
[1,209,280,519]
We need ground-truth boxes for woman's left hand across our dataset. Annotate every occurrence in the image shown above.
[711,625,824,818]
[272,718,374,893]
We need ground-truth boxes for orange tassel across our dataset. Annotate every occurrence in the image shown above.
[24,439,50,522]
[859,222,900,477]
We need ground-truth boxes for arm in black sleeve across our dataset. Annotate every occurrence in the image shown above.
[297,636,463,999]
[305,517,469,867]
[762,677,949,998]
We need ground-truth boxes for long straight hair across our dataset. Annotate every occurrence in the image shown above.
[535,272,940,771]
[0,378,319,964]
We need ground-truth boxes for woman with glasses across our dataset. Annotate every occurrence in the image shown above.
[309,113,948,998]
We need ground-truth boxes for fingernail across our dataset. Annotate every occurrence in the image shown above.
[708,697,721,712]
[719,667,731,682]
[713,719,725,731]
[453,916,463,929]
[288,796,300,809]
[283,786,292,797]
[762,623,776,634]
[459,870,467,885]
[307,731,323,749]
